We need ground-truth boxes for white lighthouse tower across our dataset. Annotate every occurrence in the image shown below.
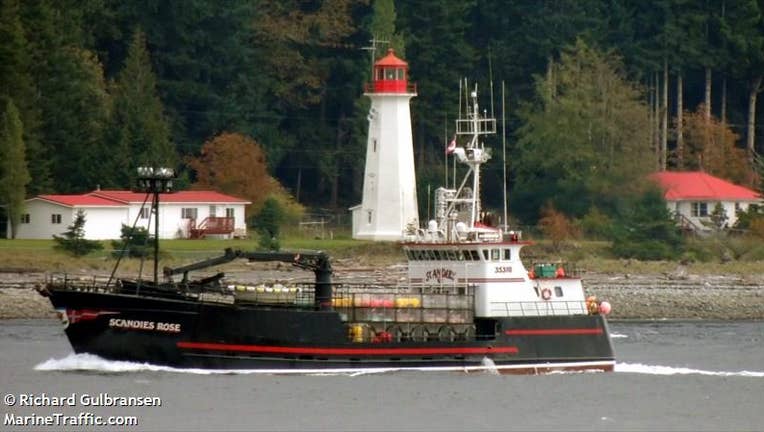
[351,49,419,241]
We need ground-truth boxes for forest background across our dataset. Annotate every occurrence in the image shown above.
[1,0,764,251]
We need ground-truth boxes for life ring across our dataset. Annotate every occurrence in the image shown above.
[541,288,552,301]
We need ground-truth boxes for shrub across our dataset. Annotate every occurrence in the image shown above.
[609,188,685,260]
[578,207,612,239]
[538,202,580,252]
[111,224,151,258]
[53,210,104,257]
[252,196,282,250]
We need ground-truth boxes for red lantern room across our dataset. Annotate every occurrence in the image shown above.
[367,49,416,94]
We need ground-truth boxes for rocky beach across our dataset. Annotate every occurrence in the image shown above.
[1,262,762,321]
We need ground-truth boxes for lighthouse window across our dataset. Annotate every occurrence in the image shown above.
[376,68,384,81]
[385,68,395,80]
[397,69,405,80]
[503,249,511,260]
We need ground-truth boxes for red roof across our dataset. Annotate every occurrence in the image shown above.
[91,190,250,204]
[650,171,761,201]
[32,190,250,207]
[375,48,408,67]
[36,194,123,207]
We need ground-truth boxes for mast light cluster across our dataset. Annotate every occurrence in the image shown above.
[136,167,176,193]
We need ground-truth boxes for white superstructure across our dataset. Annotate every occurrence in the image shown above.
[403,85,589,318]
[351,49,419,241]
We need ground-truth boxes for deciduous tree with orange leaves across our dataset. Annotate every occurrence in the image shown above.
[187,132,303,220]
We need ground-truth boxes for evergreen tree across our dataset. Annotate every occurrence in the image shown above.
[21,0,113,192]
[253,196,283,251]
[610,187,685,260]
[0,99,30,239]
[53,209,104,256]
[111,224,150,258]
[514,40,652,222]
[0,0,47,194]
[109,28,176,185]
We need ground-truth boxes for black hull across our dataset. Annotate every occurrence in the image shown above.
[46,289,615,374]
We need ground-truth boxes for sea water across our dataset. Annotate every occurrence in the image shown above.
[0,319,762,431]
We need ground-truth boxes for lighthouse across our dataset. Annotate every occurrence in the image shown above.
[351,49,419,241]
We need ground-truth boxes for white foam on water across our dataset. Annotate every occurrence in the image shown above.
[480,357,500,375]
[616,362,764,377]
[35,353,614,376]
[609,333,628,339]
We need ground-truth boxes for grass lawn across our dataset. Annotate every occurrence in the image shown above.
[0,235,762,276]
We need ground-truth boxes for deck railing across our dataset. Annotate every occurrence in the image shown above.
[489,300,588,316]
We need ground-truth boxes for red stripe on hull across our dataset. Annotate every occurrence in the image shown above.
[504,328,603,336]
[177,342,518,356]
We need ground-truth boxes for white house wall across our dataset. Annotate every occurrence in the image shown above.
[81,208,130,239]
[669,199,757,229]
[14,200,247,240]
[13,201,73,239]
[128,203,247,239]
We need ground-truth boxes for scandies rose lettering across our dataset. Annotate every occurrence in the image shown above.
[108,318,181,333]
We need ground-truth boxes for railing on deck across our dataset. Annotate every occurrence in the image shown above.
[490,300,588,316]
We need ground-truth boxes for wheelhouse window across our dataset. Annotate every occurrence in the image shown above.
[554,286,563,297]
[21,214,30,224]
[691,202,708,217]
[482,250,489,261]
[503,249,511,260]
[51,214,61,224]
[491,249,500,261]
[181,208,198,219]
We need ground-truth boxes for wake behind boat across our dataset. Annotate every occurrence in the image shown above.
[40,73,614,374]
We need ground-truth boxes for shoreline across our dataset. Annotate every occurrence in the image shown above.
[1,265,763,321]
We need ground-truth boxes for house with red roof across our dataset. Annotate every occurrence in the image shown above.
[11,190,251,240]
[650,171,762,233]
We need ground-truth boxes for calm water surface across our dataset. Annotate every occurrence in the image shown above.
[0,319,762,432]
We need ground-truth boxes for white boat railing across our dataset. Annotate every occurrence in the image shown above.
[489,300,588,317]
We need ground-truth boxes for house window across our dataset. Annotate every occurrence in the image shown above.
[139,207,150,219]
[373,139,377,152]
[226,208,235,218]
[209,206,217,217]
[51,214,61,224]
[367,210,372,224]
[181,208,198,219]
[691,202,708,217]
[735,203,742,213]
[21,214,30,224]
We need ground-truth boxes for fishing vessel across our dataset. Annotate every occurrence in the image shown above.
[40,84,614,374]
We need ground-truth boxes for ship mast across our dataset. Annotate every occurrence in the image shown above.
[450,82,496,229]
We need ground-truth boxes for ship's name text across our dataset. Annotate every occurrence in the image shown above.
[108,318,181,333]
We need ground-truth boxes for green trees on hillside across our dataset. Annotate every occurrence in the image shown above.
[0,99,30,239]
[514,40,653,221]
[0,0,763,245]
[109,29,176,185]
